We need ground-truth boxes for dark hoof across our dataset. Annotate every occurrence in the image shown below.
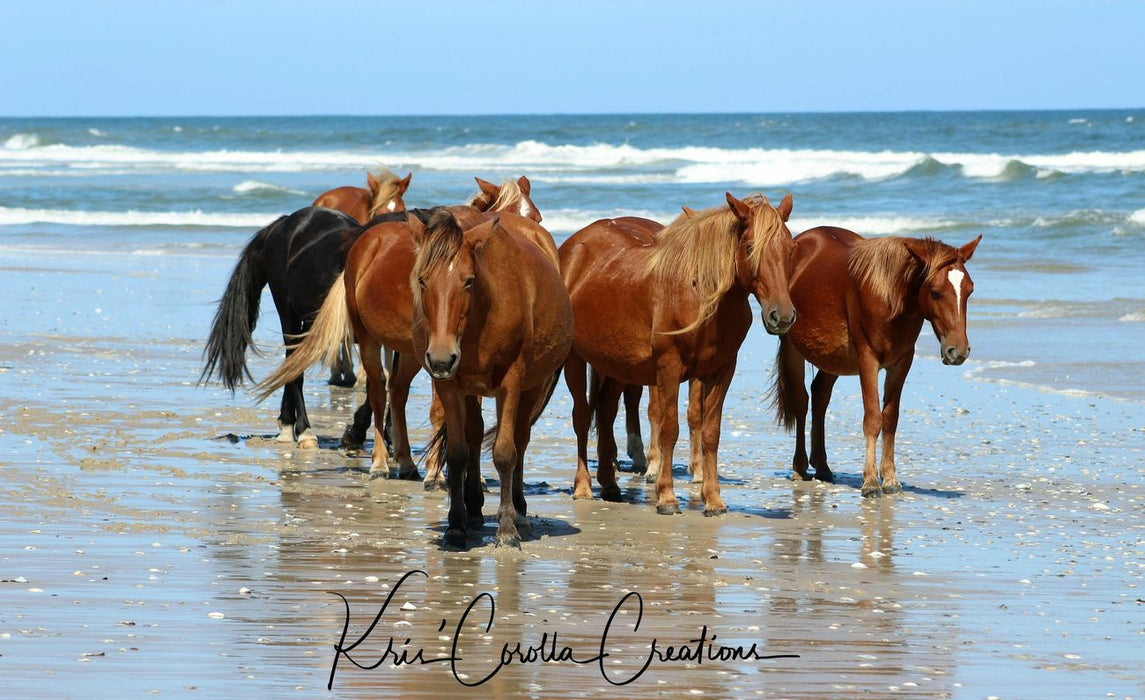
[644,471,659,484]
[341,430,365,451]
[397,470,421,482]
[881,482,903,495]
[328,376,356,388]
[703,506,728,518]
[600,487,624,503]
[444,529,467,549]
[656,502,682,515]
[814,469,835,484]
[861,485,882,498]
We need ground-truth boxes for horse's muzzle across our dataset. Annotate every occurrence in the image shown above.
[762,307,797,335]
[426,351,460,380]
[942,344,970,366]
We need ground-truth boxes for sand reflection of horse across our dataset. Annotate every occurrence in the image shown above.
[561,193,797,516]
[770,227,981,497]
[412,212,572,547]
[254,177,549,489]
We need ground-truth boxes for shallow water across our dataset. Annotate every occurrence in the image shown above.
[1,246,1142,697]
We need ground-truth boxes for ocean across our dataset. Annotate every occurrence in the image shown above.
[2,111,1144,401]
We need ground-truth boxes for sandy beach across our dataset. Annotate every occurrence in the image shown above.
[0,234,1142,699]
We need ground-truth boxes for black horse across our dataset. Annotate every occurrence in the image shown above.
[201,206,409,448]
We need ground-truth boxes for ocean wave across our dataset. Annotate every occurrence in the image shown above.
[232,179,305,196]
[1119,311,1145,322]
[0,206,275,228]
[1130,209,1145,225]
[6,138,1145,184]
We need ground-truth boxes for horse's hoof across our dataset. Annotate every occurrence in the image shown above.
[644,471,659,484]
[328,376,356,388]
[369,468,391,480]
[656,501,681,515]
[792,471,811,482]
[424,479,447,492]
[690,473,704,484]
[600,487,623,503]
[496,532,522,549]
[397,469,420,482]
[881,481,902,495]
[861,485,882,498]
[814,469,835,484]
[444,529,467,549]
[515,514,532,530]
[572,485,593,500]
[298,437,318,450]
[703,506,728,517]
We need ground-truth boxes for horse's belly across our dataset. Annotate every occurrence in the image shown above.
[789,319,859,376]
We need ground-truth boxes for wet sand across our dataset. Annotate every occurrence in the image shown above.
[1,249,1142,698]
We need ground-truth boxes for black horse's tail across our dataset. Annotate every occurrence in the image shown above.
[200,216,285,391]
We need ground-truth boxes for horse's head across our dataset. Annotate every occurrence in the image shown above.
[728,192,797,335]
[470,176,542,222]
[368,169,412,216]
[909,235,981,366]
[412,210,483,380]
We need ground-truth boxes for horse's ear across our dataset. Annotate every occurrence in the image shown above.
[474,216,509,256]
[681,205,697,218]
[725,192,752,225]
[902,237,933,265]
[406,214,427,240]
[517,175,531,195]
[959,234,982,262]
[776,193,794,222]
[475,177,499,199]
[399,172,412,193]
[367,171,379,192]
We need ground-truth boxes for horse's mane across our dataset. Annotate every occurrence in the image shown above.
[467,178,525,214]
[411,209,465,301]
[367,166,404,218]
[848,236,954,317]
[646,194,787,332]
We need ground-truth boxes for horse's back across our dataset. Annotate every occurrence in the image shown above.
[344,218,420,352]
[313,186,370,223]
[787,226,865,374]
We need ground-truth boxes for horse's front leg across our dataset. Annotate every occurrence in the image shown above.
[644,385,662,483]
[857,354,884,498]
[878,352,914,495]
[622,384,646,471]
[462,395,485,530]
[564,353,594,500]
[698,362,735,516]
[437,387,470,548]
[652,368,683,515]
[386,352,422,480]
[491,384,524,548]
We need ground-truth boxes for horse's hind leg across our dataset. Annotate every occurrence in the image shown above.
[328,343,356,388]
[341,393,371,451]
[358,339,391,477]
[857,356,884,498]
[687,378,703,483]
[622,384,646,471]
[778,338,810,480]
[877,355,914,495]
[283,318,316,449]
[386,352,421,480]
[809,370,838,483]
[644,385,661,483]
[594,376,624,502]
[423,388,448,491]
[565,353,594,500]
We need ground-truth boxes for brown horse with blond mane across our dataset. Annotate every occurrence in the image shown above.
[412,211,572,548]
[561,193,797,516]
[254,177,551,487]
[771,226,981,497]
[313,167,412,224]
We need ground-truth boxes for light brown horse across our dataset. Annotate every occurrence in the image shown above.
[771,227,981,497]
[561,193,797,516]
[412,211,573,548]
[312,168,412,224]
[255,177,552,486]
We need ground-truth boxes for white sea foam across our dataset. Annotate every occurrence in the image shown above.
[232,179,305,195]
[1118,311,1145,322]
[0,206,274,228]
[541,209,951,237]
[1129,209,1145,225]
[6,139,1145,183]
[3,133,41,150]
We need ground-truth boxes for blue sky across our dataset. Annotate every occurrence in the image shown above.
[2,0,1142,116]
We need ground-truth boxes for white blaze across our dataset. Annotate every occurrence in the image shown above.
[947,269,965,316]
[386,201,397,212]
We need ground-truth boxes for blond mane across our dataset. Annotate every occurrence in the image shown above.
[848,236,953,317]
[646,194,787,333]
[367,167,405,218]
[467,178,524,213]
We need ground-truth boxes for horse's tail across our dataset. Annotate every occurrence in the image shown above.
[480,367,564,452]
[252,271,353,403]
[586,365,603,434]
[768,337,798,431]
[200,216,284,391]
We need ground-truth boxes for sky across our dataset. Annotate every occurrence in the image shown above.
[1,0,1142,116]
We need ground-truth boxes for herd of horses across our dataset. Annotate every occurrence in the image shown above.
[201,168,981,548]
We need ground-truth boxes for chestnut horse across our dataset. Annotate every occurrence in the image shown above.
[313,167,412,225]
[254,177,550,486]
[770,227,981,497]
[412,211,573,548]
[561,193,796,516]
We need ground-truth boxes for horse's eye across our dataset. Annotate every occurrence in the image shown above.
[418,277,426,289]
[463,276,475,289]
[930,289,942,300]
